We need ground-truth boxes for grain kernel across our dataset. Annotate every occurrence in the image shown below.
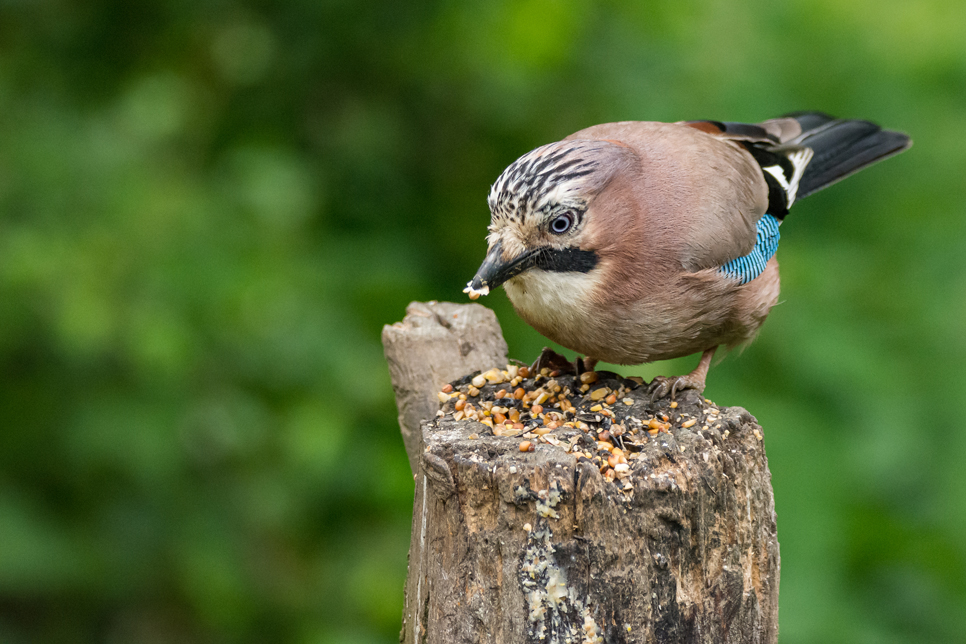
[437,392,451,403]
[518,366,530,378]
[530,404,544,415]
[493,412,506,424]
[519,441,533,452]
[590,388,609,401]
[454,400,465,411]
[533,427,551,436]
[622,398,634,406]
[681,418,697,428]
[605,394,618,405]
[468,386,480,397]
[669,401,678,409]
[579,371,598,384]
[589,404,603,412]
[441,384,453,394]
[513,387,526,400]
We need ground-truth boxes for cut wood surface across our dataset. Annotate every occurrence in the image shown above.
[382,301,508,474]
[383,302,779,644]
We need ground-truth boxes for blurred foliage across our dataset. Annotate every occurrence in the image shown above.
[0,0,964,642]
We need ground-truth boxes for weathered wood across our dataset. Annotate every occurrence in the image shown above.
[382,301,508,473]
[383,303,779,644]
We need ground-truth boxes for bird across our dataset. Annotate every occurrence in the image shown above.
[463,112,911,400]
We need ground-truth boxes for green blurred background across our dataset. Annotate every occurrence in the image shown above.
[1,0,964,642]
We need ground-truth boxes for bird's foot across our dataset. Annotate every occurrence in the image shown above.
[646,347,717,403]
[646,374,706,403]
[530,348,597,377]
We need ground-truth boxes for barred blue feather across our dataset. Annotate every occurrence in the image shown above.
[718,214,780,284]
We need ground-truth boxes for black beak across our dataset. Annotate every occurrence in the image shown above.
[468,241,541,294]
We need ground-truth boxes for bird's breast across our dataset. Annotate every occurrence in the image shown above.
[503,268,608,357]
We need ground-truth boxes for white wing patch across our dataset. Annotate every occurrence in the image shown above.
[763,148,814,208]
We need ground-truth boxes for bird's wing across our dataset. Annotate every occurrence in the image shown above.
[684,112,911,213]
[569,115,909,277]
[568,121,770,272]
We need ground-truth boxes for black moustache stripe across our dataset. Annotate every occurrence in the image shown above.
[534,247,599,273]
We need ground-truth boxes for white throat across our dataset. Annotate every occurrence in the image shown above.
[502,268,599,335]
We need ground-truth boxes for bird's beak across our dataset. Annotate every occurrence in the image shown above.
[464,241,540,299]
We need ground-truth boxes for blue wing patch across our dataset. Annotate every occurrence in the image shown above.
[718,214,780,284]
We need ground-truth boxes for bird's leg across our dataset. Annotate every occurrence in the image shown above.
[647,347,717,402]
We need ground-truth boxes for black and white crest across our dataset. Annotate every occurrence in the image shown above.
[487,140,619,225]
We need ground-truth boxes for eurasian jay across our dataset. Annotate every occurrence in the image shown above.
[465,112,911,399]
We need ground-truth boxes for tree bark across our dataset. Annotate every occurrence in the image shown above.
[382,301,508,474]
[383,302,779,644]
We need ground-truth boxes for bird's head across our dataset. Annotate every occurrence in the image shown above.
[465,139,635,299]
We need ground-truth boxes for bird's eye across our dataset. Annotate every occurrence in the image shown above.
[549,213,574,235]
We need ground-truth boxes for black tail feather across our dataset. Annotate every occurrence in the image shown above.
[785,113,911,200]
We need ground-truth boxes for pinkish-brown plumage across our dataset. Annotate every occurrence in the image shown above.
[467,113,910,398]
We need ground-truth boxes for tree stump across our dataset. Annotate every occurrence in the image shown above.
[383,302,780,644]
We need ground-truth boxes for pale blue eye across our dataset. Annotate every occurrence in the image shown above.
[549,213,573,234]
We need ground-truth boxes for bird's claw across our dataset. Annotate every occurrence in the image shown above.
[530,348,576,376]
[529,348,597,377]
[647,375,704,403]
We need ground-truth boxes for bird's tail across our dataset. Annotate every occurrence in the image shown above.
[781,111,912,200]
